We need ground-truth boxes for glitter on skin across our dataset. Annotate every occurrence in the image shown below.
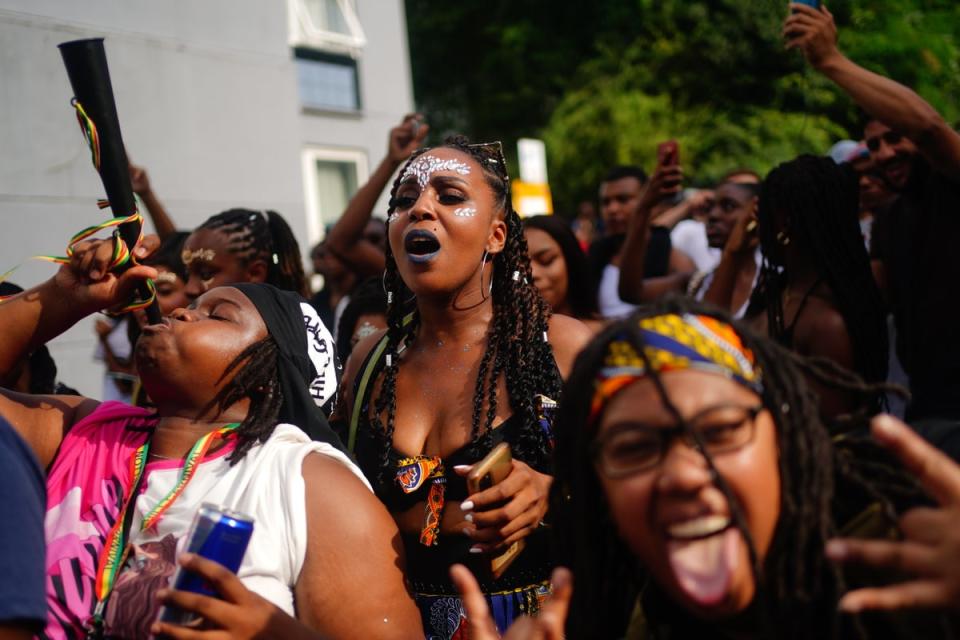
[453,207,477,218]
[181,248,216,265]
[401,154,471,190]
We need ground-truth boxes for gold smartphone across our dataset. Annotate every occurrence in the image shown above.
[466,443,526,579]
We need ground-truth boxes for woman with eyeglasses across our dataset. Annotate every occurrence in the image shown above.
[545,297,951,639]
[334,137,592,638]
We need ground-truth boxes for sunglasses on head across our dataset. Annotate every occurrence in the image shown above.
[865,130,903,153]
[466,141,508,172]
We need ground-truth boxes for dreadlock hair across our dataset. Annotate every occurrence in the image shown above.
[752,155,888,391]
[522,214,600,321]
[196,209,308,298]
[199,336,284,464]
[551,296,927,640]
[371,136,562,482]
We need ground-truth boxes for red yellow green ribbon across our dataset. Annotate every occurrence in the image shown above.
[0,100,156,314]
[92,423,239,608]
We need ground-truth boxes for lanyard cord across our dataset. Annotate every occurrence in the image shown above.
[87,423,240,636]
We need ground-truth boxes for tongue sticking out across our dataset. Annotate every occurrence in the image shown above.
[667,527,739,607]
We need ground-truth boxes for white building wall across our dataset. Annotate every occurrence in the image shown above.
[0,1,413,397]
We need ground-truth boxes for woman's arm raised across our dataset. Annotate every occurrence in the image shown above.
[0,235,158,466]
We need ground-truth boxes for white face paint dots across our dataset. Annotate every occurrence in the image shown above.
[401,154,471,190]
[453,207,477,218]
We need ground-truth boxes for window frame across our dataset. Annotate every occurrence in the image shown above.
[287,0,366,56]
[294,47,363,113]
[301,146,370,248]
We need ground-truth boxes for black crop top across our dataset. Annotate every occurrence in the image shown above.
[345,337,558,594]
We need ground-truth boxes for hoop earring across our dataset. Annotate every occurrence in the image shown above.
[480,250,493,298]
[776,231,791,247]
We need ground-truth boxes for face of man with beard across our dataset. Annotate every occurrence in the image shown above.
[864,120,919,191]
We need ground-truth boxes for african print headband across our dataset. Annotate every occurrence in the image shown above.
[589,313,763,423]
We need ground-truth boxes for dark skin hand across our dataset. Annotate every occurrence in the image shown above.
[828,415,960,613]
[154,455,422,639]
[451,564,573,640]
[0,238,422,637]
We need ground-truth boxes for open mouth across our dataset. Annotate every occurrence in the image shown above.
[666,514,731,541]
[140,318,171,336]
[403,229,441,263]
[665,515,739,607]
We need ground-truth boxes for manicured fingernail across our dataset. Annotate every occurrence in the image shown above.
[469,546,483,554]
[179,552,194,564]
[838,595,860,613]
[453,465,471,472]
[460,500,474,511]
[135,247,147,257]
[90,270,101,280]
[872,415,898,439]
[463,528,473,537]
[825,540,847,560]
[464,513,473,523]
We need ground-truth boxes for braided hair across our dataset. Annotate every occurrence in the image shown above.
[197,209,308,297]
[552,296,926,640]
[199,336,283,464]
[752,155,888,389]
[371,136,562,482]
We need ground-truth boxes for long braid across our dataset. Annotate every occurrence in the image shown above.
[553,296,925,639]
[198,337,283,464]
[753,156,888,393]
[370,137,561,483]
[198,209,308,297]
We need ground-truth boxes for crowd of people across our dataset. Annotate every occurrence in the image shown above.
[3,4,960,639]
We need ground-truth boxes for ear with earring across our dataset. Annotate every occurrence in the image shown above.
[480,250,493,297]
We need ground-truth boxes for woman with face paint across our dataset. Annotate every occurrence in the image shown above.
[337,137,592,637]
[0,237,421,639]
[180,208,309,302]
[548,298,951,639]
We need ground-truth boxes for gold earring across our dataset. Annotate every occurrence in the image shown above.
[776,231,791,247]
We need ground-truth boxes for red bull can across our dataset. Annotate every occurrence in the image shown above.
[158,503,254,626]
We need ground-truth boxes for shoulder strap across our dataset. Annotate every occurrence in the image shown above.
[347,312,416,453]
[348,334,390,453]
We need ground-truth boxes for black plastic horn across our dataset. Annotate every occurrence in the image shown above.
[58,38,160,323]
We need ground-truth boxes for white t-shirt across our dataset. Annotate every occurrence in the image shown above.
[106,424,369,635]
[598,263,640,319]
[671,219,721,273]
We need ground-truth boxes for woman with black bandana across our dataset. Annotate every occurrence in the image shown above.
[0,236,421,638]
[335,137,592,637]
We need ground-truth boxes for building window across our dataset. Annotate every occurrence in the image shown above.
[295,48,361,112]
[288,0,366,55]
[301,146,369,247]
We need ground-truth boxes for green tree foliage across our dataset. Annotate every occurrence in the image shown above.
[405,0,960,212]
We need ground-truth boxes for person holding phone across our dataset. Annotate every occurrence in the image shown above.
[335,137,592,638]
[784,3,960,435]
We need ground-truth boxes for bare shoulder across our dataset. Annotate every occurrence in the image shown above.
[795,300,854,368]
[0,389,100,468]
[548,314,594,379]
[334,328,387,423]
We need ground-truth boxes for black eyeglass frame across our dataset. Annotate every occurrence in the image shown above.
[591,403,766,479]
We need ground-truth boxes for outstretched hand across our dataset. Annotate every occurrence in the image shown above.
[54,234,159,314]
[450,564,572,640]
[784,3,841,70]
[388,114,430,165]
[152,554,308,640]
[826,414,960,613]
